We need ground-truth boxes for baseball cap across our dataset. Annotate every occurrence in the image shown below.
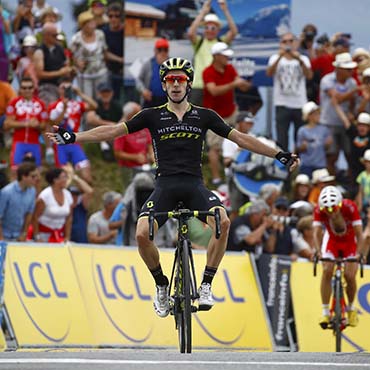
[275,197,290,209]
[362,149,370,162]
[236,111,254,123]
[155,38,169,49]
[357,112,370,125]
[333,37,351,48]
[332,52,357,69]
[362,67,370,77]
[23,35,37,47]
[295,174,310,185]
[211,42,234,57]
[103,191,122,207]
[203,13,221,26]
[68,185,81,195]
[97,81,113,92]
[302,101,320,120]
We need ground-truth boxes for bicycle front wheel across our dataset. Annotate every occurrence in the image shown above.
[334,278,342,352]
[179,239,192,353]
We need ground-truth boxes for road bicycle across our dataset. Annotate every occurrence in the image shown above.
[147,202,221,353]
[313,256,363,352]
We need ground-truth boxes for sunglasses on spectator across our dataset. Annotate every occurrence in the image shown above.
[92,2,104,7]
[164,75,189,84]
[108,13,121,18]
[205,25,218,31]
[281,39,294,43]
[29,174,38,179]
[156,48,169,53]
[20,85,34,90]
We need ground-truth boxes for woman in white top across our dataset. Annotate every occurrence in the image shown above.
[33,168,73,243]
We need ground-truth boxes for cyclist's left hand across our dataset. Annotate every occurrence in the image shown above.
[275,151,300,172]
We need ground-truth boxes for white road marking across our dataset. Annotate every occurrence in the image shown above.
[0,359,368,367]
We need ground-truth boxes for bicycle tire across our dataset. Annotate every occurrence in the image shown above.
[174,248,185,353]
[181,239,192,353]
[334,278,342,352]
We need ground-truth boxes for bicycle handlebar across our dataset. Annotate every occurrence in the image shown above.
[313,256,364,278]
[145,208,222,241]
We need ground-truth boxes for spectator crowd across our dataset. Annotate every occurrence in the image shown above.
[0,0,369,264]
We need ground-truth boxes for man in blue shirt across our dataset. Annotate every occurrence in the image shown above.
[135,38,170,108]
[0,162,38,241]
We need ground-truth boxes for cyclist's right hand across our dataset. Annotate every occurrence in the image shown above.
[47,125,76,145]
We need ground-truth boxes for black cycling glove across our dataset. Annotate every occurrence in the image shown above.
[275,151,296,167]
[55,126,76,145]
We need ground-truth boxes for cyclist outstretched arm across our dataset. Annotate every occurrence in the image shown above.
[47,121,127,144]
[228,129,300,171]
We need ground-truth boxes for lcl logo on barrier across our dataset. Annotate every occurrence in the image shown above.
[94,261,246,345]
[9,260,70,342]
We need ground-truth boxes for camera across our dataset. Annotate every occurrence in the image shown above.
[64,85,74,100]
[271,215,298,227]
[284,46,292,53]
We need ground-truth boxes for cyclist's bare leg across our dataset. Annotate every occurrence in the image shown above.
[206,207,230,268]
[344,262,358,304]
[135,217,160,270]
[321,262,334,304]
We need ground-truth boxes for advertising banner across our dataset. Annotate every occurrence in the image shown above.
[124,0,291,87]
[3,244,95,347]
[257,254,292,349]
[291,260,370,352]
[69,246,273,350]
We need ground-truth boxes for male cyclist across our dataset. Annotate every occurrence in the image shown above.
[313,186,365,328]
[47,57,299,317]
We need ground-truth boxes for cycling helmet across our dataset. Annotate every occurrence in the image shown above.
[159,57,194,82]
[318,185,343,210]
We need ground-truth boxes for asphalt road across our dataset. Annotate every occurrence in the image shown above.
[0,350,369,370]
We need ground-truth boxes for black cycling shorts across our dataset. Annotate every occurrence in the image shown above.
[138,174,224,228]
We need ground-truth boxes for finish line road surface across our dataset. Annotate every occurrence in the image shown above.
[0,350,369,370]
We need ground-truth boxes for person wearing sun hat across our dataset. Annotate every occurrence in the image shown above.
[319,52,359,175]
[187,0,238,105]
[296,101,332,177]
[307,168,336,205]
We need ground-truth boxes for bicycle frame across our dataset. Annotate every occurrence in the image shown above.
[313,256,363,352]
[146,203,221,353]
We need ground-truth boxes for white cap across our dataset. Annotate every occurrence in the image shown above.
[363,149,370,161]
[295,174,310,185]
[302,101,320,121]
[203,13,221,26]
[352,47,370,60]
[357,112,370,125]
[332,52,357,69]
[211,42,234,57]
[362,67,370,77]
[23,35,37,47]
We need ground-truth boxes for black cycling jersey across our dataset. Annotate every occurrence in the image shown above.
[123,103,233,177]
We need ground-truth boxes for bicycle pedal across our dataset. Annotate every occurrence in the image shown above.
[319,322,329,330]
[191,305,198,313]
[198,304,212,311]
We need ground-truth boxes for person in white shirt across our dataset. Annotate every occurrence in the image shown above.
[33,168,73,243]
[266,32,313,151]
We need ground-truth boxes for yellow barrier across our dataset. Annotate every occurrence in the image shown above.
[291,260,370,352]
[69,246,273,350]
[4,244,95,347]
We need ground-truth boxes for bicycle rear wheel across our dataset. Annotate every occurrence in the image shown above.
[179,239,192,353]
[334,278,342,352]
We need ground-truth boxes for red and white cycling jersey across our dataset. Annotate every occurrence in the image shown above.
[6,96,48,143]
[313,199,362,257]
[48,99,87,132]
